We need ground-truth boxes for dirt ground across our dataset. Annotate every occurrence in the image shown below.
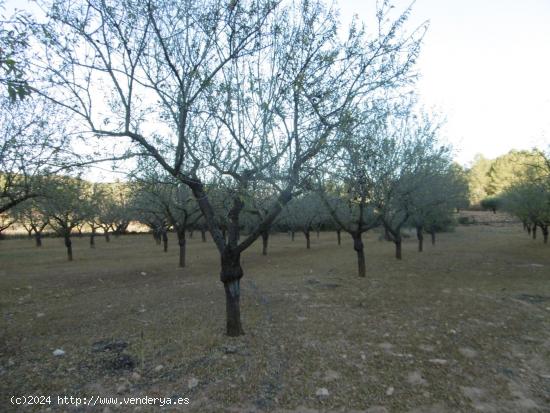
[1,212,549,412]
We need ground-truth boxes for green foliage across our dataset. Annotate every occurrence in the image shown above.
[467,150,547,205]
[480,196,502,213]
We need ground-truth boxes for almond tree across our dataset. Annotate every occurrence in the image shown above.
[369,109,452,260]
[12,198,51,246]
[132,167,202,267]
[0,97,72,214]
[43,176,88,261]
[33,0,426,335]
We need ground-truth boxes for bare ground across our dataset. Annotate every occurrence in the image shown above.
[1,213,549,412]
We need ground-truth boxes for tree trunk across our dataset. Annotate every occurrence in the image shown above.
[337,229,341,246]
[64,234,73,261]
[153,229,161,245]
[542,225,548,244]
[220,250,244,337]
[35,232,42,247]
[291,230,295,241]
[526,224,532,235]
[352,232,366,277]
[104,230,110,242]
[162,230,168,252]
[395,237,402,260]
[90,228,96,248]
[416,226,424,252]
[304,230,310,249]
[532,225,537,240]
[429,231,436,245]
[201,228,207,242]
[189,229,194,239]
[384,227,391,241]
[261,231,269,256]
[178,232,186,267]
[316,229,320,239]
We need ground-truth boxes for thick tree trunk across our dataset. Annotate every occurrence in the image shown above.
[352,232,366,277]
[64,234,73,261]
[35,232,42,247]
[104,230,110,242]
[162,230,168,252]
[337,229,341,246]
[178,232,186,267]
[416,226,424,252]
[291,230,295,241]
[532,225,537,240]
[395,237,402,260]
[220,250,244,337]
[526,224,532,235]
[90,228,96,248]
[429,231,436,245]
[261,231,269,256]
[304,230,310,249]
[201,228,207,242]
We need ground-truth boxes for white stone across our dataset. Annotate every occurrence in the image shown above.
[429,358,448,365]
[315,388,329,397]
[140,272,147,275]
[53,349,65,357]
[406,371,428,386]
[385,386,395,396]
[188,377,199,389]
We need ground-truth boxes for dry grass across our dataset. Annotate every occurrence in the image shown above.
[1,213,549,412]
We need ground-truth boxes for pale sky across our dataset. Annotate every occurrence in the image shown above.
[338,0,550,166]
[5,0,550,169]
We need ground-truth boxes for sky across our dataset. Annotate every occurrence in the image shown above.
[4,0,550,169]
[338,0,550,166]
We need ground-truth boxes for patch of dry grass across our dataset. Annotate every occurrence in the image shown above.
[1,215,549,412]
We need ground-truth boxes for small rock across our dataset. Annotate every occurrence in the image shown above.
[458,347,478,358]
[297,316,307,322]
[449,329,457,335]
[131,372,141,380]
[429,358,448,365]
[360,353,367,360]
[386,386,395,396]
[315,387,329,397]
[36,312,45,318]
[406,371,428,386]
[140,272,147,276]
[419,344,435,352]
[53,349,65,357]
[187,377,199,389]
[154,365,164,372]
